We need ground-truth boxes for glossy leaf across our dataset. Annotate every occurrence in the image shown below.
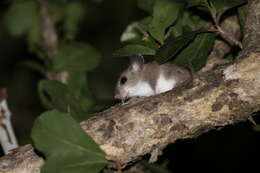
[171,12,194,37]
[139,36,159,50]
[139,17,153,32]
[38,80,85,121]
[149,0,182,44]
[66,71,95,112]
[4,1,37,36]
[209,0,246,15]
[31,110,107,173]
[53,42,101,71]
[113,44,156,57]
[174,32,216,71]
[186,0,246,17]
[155,30,203,64]
[185,0,209,8]
[120,17,158,49]
[63,2,85,40]
[26,16,40,53]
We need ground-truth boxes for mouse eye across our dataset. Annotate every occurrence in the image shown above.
[120,77,127,85]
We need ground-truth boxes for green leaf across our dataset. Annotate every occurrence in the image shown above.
[38,80,86,121]
[209,0,246,15]
[139,17,153,32]
[186,0,215,18]
[66,71,95,112]
[139,36,159,50]
[190,12,209,28]
[63,2,85,40]
[113,44,156,57]
[171,20,184,38]
[155,30,203,64]
[174,32,216,70]
[171,12,192,37]
[120,18,158,49]
[186,0,247,20]
[53,42,101,71]
[186,0,246,19]
[4,1,37,36]
[185,0,209,8]
[137,0,155,13]
[26,16,40,53]
[23,60,46,75]
[238,4,247,33]
[149,0,182,44]
[31,110,107,173]
[67,72,88,99]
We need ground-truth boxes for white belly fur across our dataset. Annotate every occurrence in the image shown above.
[155,74,176,94]
[127,81,154,97]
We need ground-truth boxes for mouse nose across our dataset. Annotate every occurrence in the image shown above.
[114,90,127,100]
[114,93,120,99]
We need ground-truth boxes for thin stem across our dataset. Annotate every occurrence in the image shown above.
[216,25,243,49]
[211,11,243,49]
[132,23,149,39]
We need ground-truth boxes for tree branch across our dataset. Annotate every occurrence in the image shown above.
[0,0,260,172]
[39,0,69,84]
[81,51,260,166]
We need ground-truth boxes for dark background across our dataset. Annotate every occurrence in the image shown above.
[0,0,259,172]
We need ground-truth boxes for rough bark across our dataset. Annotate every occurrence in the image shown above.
[1,0,260,172]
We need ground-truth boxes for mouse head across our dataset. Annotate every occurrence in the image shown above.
[115,54,144,100]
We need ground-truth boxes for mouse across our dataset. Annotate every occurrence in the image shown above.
[114,54,191,100]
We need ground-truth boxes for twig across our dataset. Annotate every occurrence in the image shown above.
[132,23,149,39]
[164,27,172,40]
[248,116,257,126]
[216,26,243,49]
[211,11,243,49]
[38,0,69,84]
[39,0,58,59]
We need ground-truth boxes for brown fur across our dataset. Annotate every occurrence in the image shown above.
[116,61,191,94]
[160,63,191,87]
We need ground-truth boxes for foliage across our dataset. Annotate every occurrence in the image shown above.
[53,41,101,71]
[3,0,249,172]
[38,80,91,122]
[31,110,107,173]
[155,30,205,64]
[115,0,246,71]
[4,0,38,37]
[5,0,103,172]
[173,32,216,70]
[148,0,183,44]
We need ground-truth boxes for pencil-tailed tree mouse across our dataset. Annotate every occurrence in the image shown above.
[114,54,191,100]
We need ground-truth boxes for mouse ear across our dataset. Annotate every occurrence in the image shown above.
[129,54,144,71]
